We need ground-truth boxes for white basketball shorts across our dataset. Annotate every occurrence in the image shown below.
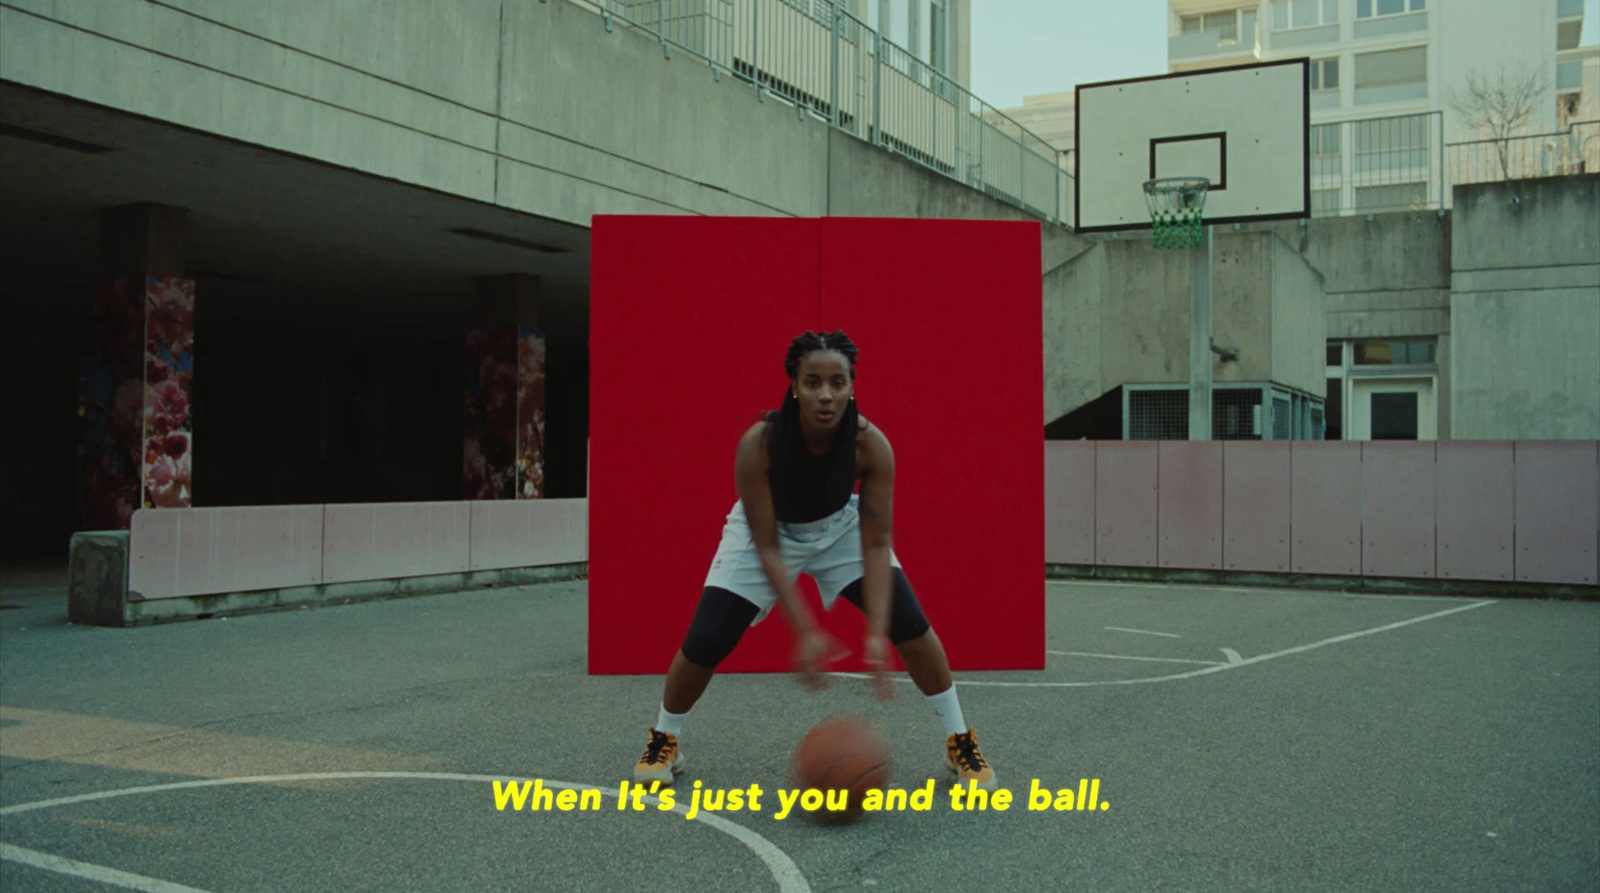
[702,494,903,626]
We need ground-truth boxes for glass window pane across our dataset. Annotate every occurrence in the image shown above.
[1371,392,1418,440]
[1182,16,1202,34]
[1411,0,1424,9]
[1357,0,1372,16]
[1294,0,1317,27]
[1325,379,1343,440]
[1377,0,1403,14]
[1273,1,1289,29]
[1326,343,1343,365]
[1325,59,1339,88]
[1310,65,1321,90]
[1323,0,1338,21]
[1241,10,1256,40]
[1355,47,1426,87]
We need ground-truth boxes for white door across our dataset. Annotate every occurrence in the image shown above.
[1349,377,1435,440]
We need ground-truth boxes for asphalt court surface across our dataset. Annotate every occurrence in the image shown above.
[1,569,1596,892]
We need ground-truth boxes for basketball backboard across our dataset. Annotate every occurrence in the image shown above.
[1075,60,1310,233]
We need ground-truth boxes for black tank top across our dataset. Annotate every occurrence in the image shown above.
[767,400,860,523]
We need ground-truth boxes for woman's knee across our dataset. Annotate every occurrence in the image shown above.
[680,587,759,668]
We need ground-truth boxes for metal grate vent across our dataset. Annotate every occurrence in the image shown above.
[1128,388,1188,440]
[1214,388,1264,440]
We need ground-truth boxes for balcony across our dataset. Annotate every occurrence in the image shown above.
[1269,23,1340,51]
[1169,27,1259,60]
[1353,11,1426,40]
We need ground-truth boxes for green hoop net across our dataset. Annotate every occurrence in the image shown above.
[1143,177,1210,249]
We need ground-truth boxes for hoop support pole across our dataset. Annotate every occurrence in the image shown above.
[1188,225,1214,441]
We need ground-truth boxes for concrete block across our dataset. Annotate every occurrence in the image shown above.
[67,531,130,627]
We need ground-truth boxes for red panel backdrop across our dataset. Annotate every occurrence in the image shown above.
[819,218,1044,671]
[589,216,1043,674]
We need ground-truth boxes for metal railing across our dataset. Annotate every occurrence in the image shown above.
[1446,120,1600,187]
[1309,111,1445,216]
[576,0,1070,225]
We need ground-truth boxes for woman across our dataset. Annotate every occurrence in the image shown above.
[632,330,996,791]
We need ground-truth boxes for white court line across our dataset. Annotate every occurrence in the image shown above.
[0,843,214,893]
[834,599,1496,688]
[1105,626,1181,638]
[0,773,809,893]
[1048,650,1225,667]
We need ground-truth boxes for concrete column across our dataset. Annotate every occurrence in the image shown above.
[464,274,544,499]
[82,204,193,529]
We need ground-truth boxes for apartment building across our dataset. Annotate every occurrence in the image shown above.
[1171,0,1592,212]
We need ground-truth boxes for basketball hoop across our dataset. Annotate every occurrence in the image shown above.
[1143,177,1210,249]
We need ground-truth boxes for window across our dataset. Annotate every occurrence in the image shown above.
[1272,0,1337,30]
[1310,58,1340,92]
[1357,0,1424,18]
[1354,46,1427,103]
[930,0,947,73]
[1326,343,1344,366]
[1312,124,1342,176]
[1354,338,1436,365]
[1558,20,1582,51]
[1324,379,1343,439]
[1183,8,1256,42]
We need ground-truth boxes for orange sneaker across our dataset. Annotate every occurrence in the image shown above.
[633,727,685,785]
[945,728,997,791]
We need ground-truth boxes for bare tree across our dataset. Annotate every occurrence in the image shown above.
[1448,66,1549,181]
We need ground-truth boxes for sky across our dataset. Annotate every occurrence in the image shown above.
[967,0,1600,113]
[969,1,1175,110]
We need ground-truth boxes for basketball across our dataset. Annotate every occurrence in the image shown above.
[790,716,892,824]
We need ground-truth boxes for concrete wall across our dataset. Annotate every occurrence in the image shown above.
[1043,230,1328,424]
[1271,236,1328,398]
[1450,175,1600,439]
[0,0,1037,229]
[1043,240,1104,423]
[1255,211,1453,436]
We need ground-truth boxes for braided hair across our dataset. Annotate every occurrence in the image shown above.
[765,331,861,518]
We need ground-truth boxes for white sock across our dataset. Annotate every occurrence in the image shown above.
[926,686,967,737]
[656,704,688,736]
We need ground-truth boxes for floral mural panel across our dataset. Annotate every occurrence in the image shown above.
[142,277,195,509]
[516,327,546,499]
[464,327,516,499]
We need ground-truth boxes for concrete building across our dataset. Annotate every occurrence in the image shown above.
[1169,0,1595,212]
[0,0,1060,564]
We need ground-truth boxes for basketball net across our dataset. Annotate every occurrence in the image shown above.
[1142,177,1210,249]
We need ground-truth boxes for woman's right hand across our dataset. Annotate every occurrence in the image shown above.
[793,627,841,690]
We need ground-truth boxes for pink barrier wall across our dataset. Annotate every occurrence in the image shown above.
[1361,443,1436,579]
[1514,441,1599,585]
[129,499,587,599]
[1096,442,1158,568]
[1047,440,1599,587]
[1158,442,1222,570]
[1437,442,1514,582]
[1045,443,1095,565]
[1291,443,1362,576]
[1222,442,1291,573]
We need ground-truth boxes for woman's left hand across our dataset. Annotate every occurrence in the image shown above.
[863,633,895,702]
